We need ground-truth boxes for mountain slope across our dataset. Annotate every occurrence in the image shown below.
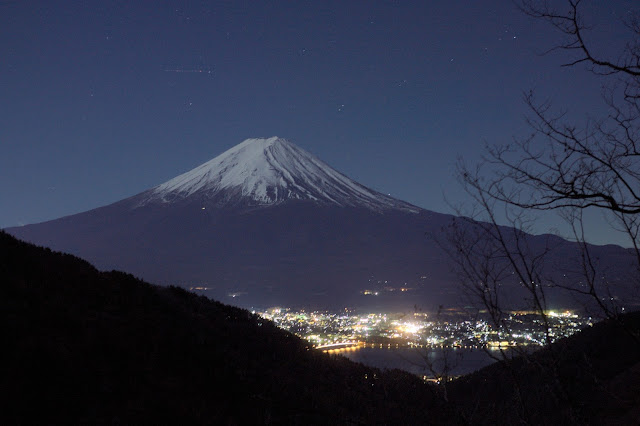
[6,137,636,309]
[1,230,459,424]
[5,137,456,308]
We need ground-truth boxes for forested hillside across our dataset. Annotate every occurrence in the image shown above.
[1,231,456,424]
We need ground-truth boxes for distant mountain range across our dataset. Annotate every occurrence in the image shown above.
[6,137,636,309]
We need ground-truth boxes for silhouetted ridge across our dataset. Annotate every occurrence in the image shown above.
[447,310,640,425]
[1,231,458,424]
[4,231,640,424]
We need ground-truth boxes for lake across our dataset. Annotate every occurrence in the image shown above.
[334,346,505,378]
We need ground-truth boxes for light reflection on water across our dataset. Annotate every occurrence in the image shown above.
[334,346,507,378]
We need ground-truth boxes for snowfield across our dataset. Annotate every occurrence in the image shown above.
[150,137,419,212]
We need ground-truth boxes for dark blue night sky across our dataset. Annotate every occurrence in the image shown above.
[1,1,635,245]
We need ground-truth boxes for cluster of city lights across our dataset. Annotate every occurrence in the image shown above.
[256,308,593,351]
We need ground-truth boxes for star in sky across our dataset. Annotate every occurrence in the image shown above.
[0,0,633,247]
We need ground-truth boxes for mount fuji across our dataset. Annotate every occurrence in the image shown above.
[143,136,419,212]
[6,137,635,309]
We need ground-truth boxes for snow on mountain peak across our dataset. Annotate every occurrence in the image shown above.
[147,137,419,212]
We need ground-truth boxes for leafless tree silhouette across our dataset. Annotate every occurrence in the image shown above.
[444,1,640,421]
[456,0,640,320]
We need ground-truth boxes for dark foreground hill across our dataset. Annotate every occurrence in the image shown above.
[447,311,640,425]
[0,231,458,425]
[4,229,640,425]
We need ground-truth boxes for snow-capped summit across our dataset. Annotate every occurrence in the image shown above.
[146,137,419,212]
